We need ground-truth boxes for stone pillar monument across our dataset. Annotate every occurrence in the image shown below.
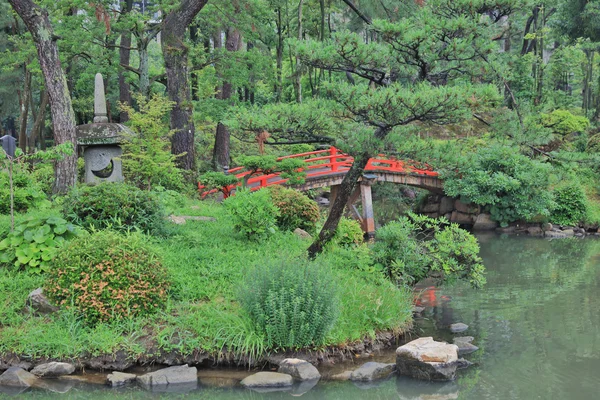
[76,73,133,184]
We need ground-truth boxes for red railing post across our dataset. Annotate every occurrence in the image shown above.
[330,146,338,172]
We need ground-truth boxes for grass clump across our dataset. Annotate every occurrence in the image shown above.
[63,182,165,234]
[45,230,170,324]
[223,187,279,240]
[267,185,320,233]
[239,258,338,350]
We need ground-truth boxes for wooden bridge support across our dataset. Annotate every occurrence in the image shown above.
[330,174,377,239]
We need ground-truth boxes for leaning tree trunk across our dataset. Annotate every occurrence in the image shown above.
[118,0,134,122]
[307,152,370,258]
[162,0,209,172]
[8,0,77,194]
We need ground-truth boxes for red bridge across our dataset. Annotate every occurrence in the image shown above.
[199,147,443,236]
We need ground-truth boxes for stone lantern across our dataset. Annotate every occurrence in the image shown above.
[76,73,133,184]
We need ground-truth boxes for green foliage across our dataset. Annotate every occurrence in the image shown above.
[267,185,320,232]
[30,163,55,196]
[238,258,339,350]
[540,110,590,136]
[223,188,279,240]
[45,231,169,324]
[551,182,588,226]
[120,94,185,191]
[0,165,48,214]
[332,217,364,247]
[372,214,486,288]
[198,171,239,197]
[238,155,278,176]
[277,158,306,185]
[63,183,165,234]
[0,215,79,273]
[443,145,555,226]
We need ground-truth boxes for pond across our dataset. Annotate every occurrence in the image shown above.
[3,234,600,399]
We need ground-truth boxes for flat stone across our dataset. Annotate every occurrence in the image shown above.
[330,370,352,381]
[293,228,312,239]
[137,365,197,387]
[168,215,187,225]
[454,342,479,356]
[562,229,575,236]
[450,211,474,225]
[452,336,474,344]
[545,230,568,239]
[527,226,543,236]
[473,213,497,231]
[106,371,137,387]
[449,323,468,333]
[0,367,38,387]
[421,202,440,213]
[349,362,395,382]
[26,288,58,314]
[396,337,459,381]
[240,372,293,388]
[278,358,320,381]
[31,362,75,378]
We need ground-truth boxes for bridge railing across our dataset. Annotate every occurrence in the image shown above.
[198,146,437,197]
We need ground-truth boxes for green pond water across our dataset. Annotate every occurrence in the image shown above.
[3,234,600,399]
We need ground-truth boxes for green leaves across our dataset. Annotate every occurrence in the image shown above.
[0,215,80,274]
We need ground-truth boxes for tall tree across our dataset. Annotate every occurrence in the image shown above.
[162,0,209,171]
[8,0,77,193]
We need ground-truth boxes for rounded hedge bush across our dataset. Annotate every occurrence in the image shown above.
[238,258,338,349]
[551,183,588,226]
[62,182,165,234]
[267,185,320,233]
[44,230,170,324]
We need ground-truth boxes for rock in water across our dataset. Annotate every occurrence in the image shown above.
[452,336,479,356]
[396,337,460,381]
[106,371,137,387]
[349,362,395,382]
[449,323,468,333]
[452,336,474,344]
[137,365,197,387]
[0,367,38,387]
[240,372,293,388]
[278,358,320,381]
[31,362,75,378]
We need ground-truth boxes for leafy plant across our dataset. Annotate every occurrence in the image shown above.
[223,187,279,240]
[63,182,165,234]
[332,217,364,247]
[0,216,80,274]
[238,258,338,349]
[44,230,170,324]
[371,213,486,288]
[120,94,185,191]
[551,182,588,226]
[267,185,320,232]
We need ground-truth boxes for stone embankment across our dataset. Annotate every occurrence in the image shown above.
[419,194,600,237]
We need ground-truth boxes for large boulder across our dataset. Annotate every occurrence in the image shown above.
[396,337,460,381]
[137,365,197,387]
[472,214,497,231]
[240,372,293,388]
[277,358,320,381]
[26,288,59,314]
[31,362,75,378]
[0,367,38,387]
[349,362,395,382]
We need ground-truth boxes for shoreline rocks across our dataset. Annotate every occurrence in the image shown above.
[396,337,461,381]
[349,362,395,382]
[137,364,197,388]
[31,362,75,378]
[240,372,293,388]
[277,358,320,381]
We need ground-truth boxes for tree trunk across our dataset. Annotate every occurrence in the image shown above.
[276,8,283,101]
[307,152,370,258]
[18,66,31,153]
[212,22,240,171]
[118,0,133,122]
[162,0,209,171]
[293,0,304,103]
[29,89,48,152]
[9,0,77,193]
[138,37,151,97]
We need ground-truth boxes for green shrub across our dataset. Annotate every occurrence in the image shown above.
[198,171,239,198]
[332,217,364,246]
[223,188,279,240]
[443,145,555,226]
[30,163,55,196]
[238,258,338,349]
[0,216,80,274]
[44,231,170,324]
[372,214,485,288]
[63,182,165,234]
[0,166,48,215]
[551,182,588,226]
[267,185,320,232]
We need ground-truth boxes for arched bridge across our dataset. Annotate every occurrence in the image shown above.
[199,147,443,237]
